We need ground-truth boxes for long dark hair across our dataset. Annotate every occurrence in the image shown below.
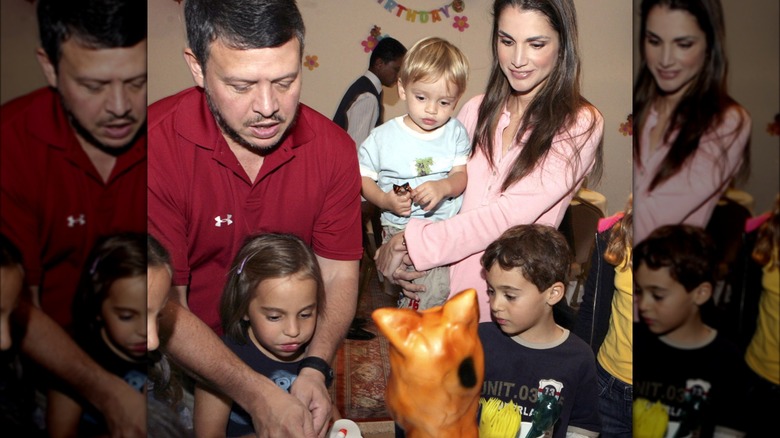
[474,0,602,193]
[634,0,749,191]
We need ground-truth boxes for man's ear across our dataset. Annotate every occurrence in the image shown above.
[372,58,384,71]
[36,47,58,88]
[692,282,713,305]
[183,48,205,88]
[546,281,566,306]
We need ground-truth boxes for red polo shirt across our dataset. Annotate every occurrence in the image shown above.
[147,87,362,333]
[1,87,147,329]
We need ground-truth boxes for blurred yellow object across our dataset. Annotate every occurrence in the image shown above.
[478,397,522,438]
[633,398,669,438]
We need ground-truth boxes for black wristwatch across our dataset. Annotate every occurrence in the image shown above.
[297,356,334,388]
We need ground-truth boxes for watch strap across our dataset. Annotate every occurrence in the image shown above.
[297,356,334,388]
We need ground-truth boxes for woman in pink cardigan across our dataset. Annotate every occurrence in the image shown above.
[375,0,604,322]
[633,0,751,244]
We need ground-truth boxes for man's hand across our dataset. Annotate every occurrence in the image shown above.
[393,254,426,301]
[100,383,146,438]
[249,389,317,438]
[290,368,333,438]
[375,232,408,281]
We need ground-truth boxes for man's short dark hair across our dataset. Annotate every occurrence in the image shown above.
[37,0,146,71]
[481,224,572,292]
[185,0,305,69]
[634,224,717,292]
[369,37,407,69]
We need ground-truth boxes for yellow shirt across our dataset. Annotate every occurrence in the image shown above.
[597,250,633,384]
[745,250,779,384]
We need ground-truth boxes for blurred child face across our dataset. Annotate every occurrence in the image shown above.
[497,7,560,100]
[147,266,172,352]
[244,273,317,362]
[101,275,147,361]
[635,263,710,338]
[485,264,563,342]
[0,265,24,351]
[398,77,460,133]
[644,5,707,100]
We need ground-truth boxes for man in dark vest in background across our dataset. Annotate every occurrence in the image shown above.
[333,37,406,147]
[333,36,406,340]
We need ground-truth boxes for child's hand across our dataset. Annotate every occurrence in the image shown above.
[411,181,447,212]
[384,189,412,217]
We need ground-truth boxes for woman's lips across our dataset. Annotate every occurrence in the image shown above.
[511,70,533,80]
[655,69,679,80]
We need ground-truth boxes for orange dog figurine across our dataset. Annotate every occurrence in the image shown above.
[372,289,484,438]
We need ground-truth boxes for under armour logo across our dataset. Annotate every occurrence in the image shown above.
[67,214,86,227]
[215,214,233,227]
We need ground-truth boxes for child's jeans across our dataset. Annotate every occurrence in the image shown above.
[382,225,450,311]
[596,360,632,437]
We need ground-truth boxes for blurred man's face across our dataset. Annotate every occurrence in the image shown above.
[37,38,147,151]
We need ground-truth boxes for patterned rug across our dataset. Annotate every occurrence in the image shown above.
[333,270,396,421]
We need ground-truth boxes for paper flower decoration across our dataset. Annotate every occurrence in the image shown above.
[453,16,469,32]
[619,114,633,136]
[361,36,378,53]
[304,55,319,71]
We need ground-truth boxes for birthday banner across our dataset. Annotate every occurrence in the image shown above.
[374,0,467,27]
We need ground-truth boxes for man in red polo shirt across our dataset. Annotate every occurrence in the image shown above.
[147,1,361,437]
[1,0,147,330]
[0,0,146,436]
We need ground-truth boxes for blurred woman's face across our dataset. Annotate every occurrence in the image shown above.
[644,5,707,100]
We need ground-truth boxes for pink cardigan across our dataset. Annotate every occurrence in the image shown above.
[404,95,604,321]
[634,105,751,243]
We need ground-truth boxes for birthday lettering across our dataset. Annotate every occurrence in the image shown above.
[381,0,397,13]
[376,1,457,25]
